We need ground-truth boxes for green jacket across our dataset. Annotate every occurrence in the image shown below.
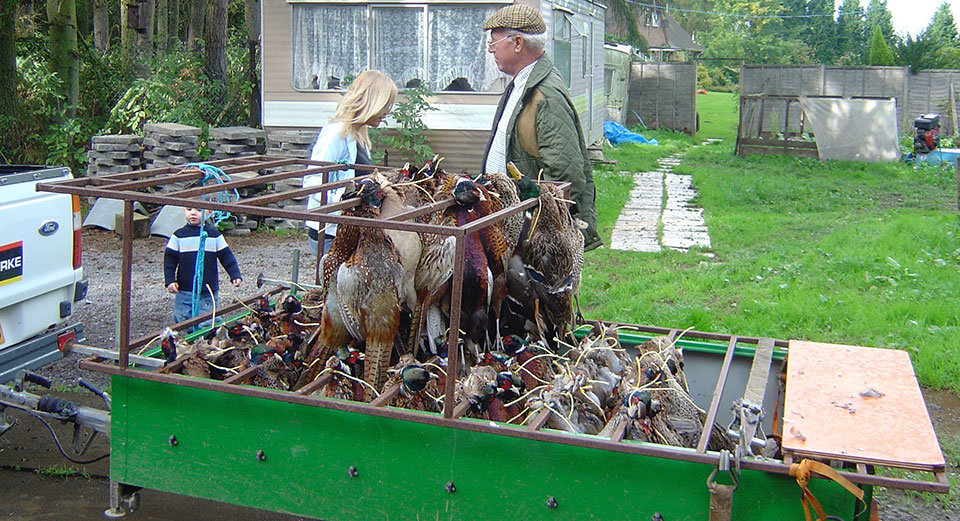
[481,55,602,250]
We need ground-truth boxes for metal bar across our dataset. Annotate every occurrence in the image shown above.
[603,324,789,349]
[77,156,302,187]
[527,409,551,430]
[66,343,164,368]
[94,170,204,192]
[222,366,258,385]
[40,184,466,235]
[696,336,739,453]
[118,201,134,370]
[295,372,334,396]
[461,197,539,234]
[129,287,283,349]
[370,385,401,407]
[383,198,454,222]
[442,235,467,419]
[75,356,949,493]
[156,357,185,375]
[452,400,472,419]
[609,421,627,443]
[244,188,361,212]
[177,167,379,201]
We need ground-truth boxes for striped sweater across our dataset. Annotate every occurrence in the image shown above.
[163,224,242,295]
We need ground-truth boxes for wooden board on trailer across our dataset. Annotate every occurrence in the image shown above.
[782,340,945,471]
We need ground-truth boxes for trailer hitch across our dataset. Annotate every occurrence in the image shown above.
[0,370,110,462]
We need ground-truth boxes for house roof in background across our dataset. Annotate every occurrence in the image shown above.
[639,11,702,53]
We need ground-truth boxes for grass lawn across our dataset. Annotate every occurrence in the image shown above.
[587,91,960,393]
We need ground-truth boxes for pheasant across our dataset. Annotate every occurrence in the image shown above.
[335,179,404,400]
[409,175,457,355]
[517,183,583,349]
[373,172,423,351]
[318,354,364,401]
[297,186,371,389]
[450,177,495,358]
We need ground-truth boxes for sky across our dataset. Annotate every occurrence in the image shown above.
[836,1,960,38]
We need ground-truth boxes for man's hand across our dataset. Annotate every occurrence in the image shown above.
[167,282,179,294]
[232,278,242,287]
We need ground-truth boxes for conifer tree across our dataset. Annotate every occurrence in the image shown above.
[869,25,895,66]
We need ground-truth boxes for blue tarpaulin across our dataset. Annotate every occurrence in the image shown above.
[604,121,658,146]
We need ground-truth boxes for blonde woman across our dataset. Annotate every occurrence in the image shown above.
[304,69,397,254]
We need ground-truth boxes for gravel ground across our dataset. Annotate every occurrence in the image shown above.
[39,227,309,389]
[25,228,960,520]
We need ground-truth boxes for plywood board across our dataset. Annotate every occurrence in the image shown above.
[782,340,945,470]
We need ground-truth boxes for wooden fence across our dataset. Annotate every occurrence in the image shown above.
[626,62,698,135]
[735,95,818,159]
[741,65,960,135]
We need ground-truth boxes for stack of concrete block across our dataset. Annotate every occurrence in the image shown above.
[266,129,316,159]
[86,135,143,176]
[143,123,200,170]
[209,126,266,159]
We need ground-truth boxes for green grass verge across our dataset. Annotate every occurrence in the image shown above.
[587,91,960,393]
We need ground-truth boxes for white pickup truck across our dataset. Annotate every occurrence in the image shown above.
[0,165,87,383]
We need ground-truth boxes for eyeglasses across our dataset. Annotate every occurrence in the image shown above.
[487,35,514,50]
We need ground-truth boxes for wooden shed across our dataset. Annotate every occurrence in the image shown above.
[261,0,607,172]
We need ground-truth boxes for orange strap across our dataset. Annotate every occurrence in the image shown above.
[789,459,865,521]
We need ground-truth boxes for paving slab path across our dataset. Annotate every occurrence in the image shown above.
[610,140,719,253]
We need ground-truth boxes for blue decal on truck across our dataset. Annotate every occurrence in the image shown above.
[0,241,23,286]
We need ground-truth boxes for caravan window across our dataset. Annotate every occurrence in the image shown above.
[291,3,500,92]
[291,5,369,90]
[372,6,426,88]
[553,10,572,87]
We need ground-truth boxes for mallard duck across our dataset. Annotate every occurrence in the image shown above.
[384,354,441,412]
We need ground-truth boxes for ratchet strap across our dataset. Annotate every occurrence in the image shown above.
[789,459,865,521]
[707,450,738,521]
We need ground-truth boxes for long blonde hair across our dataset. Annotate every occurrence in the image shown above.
[332,70,398,151]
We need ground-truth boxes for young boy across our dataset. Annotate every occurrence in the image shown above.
[164,207,242,326]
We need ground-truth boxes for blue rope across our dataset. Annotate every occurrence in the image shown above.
[185,163,239,319]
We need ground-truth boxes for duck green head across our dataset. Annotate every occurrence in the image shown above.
[401,365,434,392]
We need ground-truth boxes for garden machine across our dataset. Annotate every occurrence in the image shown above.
[33,156,949,520]
[909,112,960,166]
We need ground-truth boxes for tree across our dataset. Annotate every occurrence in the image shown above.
[47,0,80,119]
[156,0,168,53]
[923,2,959,47]
[204,0,227,102]
[837,0,866,63]
[122,0,154,78]
[187,0,203,52]
[866,0,896,47]
[0,2,16,127]
[92,0,109,51]
[806,0,839,64]
[245,0,261,127]
[869,25,895,66]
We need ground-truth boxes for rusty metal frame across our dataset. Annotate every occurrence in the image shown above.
[41,156,948,494]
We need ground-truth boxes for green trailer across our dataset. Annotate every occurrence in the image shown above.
[37,157,948,520]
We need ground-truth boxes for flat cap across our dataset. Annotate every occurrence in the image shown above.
[482,4,546,35]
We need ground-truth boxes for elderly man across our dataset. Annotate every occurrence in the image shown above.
[480,4,602,251]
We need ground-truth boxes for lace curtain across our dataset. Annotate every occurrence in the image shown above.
[371,7,426,88]
[428,6,501,92]
[291,5,368,90]
[291,4,503,92]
